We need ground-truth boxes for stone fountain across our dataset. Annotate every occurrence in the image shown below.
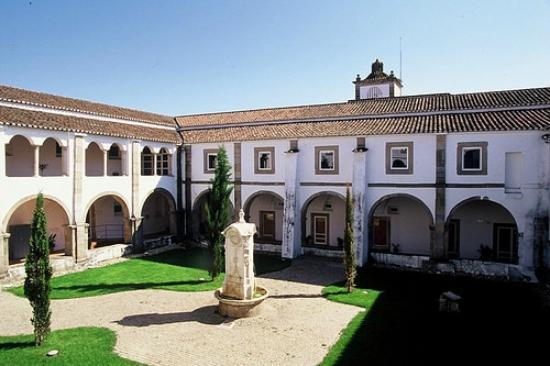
[214,209,268,318]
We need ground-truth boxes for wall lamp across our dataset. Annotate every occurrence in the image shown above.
[542,133,550,144]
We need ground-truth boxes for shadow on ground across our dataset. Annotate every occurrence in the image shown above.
[332,266,550,365]
[115,305,226,327]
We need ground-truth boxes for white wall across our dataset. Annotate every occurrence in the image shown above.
[372,196,432,255]
[450,200,516,259]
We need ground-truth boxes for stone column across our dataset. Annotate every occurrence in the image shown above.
[432,134,447,260]
[0,233,10,278]
[34,145,40,177]
[103,149,108,176]
[62,147,68,176]
[233,142,242,219]
[184,145,192,239]
[352,149,368,266]
[72,134,88,262]
[282,149,301,259]
[153,153,157,176]
[131,141,143,248]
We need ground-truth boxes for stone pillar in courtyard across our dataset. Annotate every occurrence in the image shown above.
[131,141,143,249]
[215,210,268,317]
[282,145,301,259]
[72,134,88,262]
[0,233,11,278]
[352,146,368,265]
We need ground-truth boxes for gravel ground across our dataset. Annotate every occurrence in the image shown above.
[0,257,360,366]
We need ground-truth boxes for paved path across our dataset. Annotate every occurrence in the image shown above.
[0,257,361,366]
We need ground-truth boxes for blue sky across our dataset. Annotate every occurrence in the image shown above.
[1,0,549,115]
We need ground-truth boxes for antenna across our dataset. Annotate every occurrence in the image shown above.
[399,36,403,80]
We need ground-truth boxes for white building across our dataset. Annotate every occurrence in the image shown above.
[1,60,549,280]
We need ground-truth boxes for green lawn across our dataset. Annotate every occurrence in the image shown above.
[321,266,549,365]
[0,327,140,365]
[8,247,290,299]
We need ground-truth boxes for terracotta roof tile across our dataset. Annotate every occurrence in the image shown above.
[176,87,550,127]
[181,109,550,144]
[0,106,178,143]
[0,84,175,126]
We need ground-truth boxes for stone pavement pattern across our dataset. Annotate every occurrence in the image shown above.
[0,257,361,366]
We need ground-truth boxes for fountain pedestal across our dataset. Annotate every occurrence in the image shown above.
[215,210,268,318]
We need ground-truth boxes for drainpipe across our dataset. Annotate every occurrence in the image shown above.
[542,127,550,268]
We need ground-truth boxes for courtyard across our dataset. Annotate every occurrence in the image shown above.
[1,247,548,365]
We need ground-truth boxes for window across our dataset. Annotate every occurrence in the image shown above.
[457,142,487,175]
[113,202,122,216]
[141,147,154,176]
[203,149,218,173]
[156,148,171,176]
[55,142,63,158]
[367,86,383,99]
[108,145,121,160]
[315,146,339,175]
[254,146,275,174]
[385,142,413,174]
[462,147,481,171]
[391,147,408,169]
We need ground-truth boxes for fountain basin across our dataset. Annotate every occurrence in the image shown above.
[215,286,269,318]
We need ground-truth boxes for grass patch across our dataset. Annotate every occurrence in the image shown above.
[0,327,140,365]
[8,247,289,299]
[321,283,381,366]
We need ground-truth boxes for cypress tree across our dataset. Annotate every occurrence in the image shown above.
[204,146,233,280]
[344,186,356,293]
[23,193,53,346]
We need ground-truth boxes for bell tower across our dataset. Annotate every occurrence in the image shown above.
[353,59,403,100]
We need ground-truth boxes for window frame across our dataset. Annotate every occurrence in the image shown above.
[156,148,172,176]
[456,142,488,175]
[254,146,275,174]
[141,147,154,176]
[203,148,219,174]
[385,142,414,175]
[314,145,339,175]
[461,147,482,171]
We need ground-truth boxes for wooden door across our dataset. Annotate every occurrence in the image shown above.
[373,217,390,250]
[311,213,329,245]
[260,211,276,239]
[448,219,460,258]
[493,224,518,263]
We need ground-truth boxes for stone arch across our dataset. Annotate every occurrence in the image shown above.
[84,192,131,248]
[39,137,65,176]
[446,197,518,263]
[301,191,346,247]
[140,188,177,239]
[3,195,71,262]
[243,190,284,244]
[106,142,124,176]
[85,142,104,176]
[368,193,434,255]
[5,134,35,177]
[191,189,234,241]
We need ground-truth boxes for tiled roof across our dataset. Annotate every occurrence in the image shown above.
[0,106,178,143]
[0,85,175,126]
[181,108,550,144]
[176,87,550,127]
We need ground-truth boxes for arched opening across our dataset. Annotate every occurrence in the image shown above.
[156,148,172,176]
[191,190,234,242]
[39,138,64,176]
[5,135,34,177]
[301,192,346,248]
[85,142,104,177]
[368,194,433,255]
[107,143,124,176]
[446,199,518,263]
[141,190,177,239]
[141,146,154,176]
[6,197,70,263]
[243,191,284,245]
[85,195,131,248]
